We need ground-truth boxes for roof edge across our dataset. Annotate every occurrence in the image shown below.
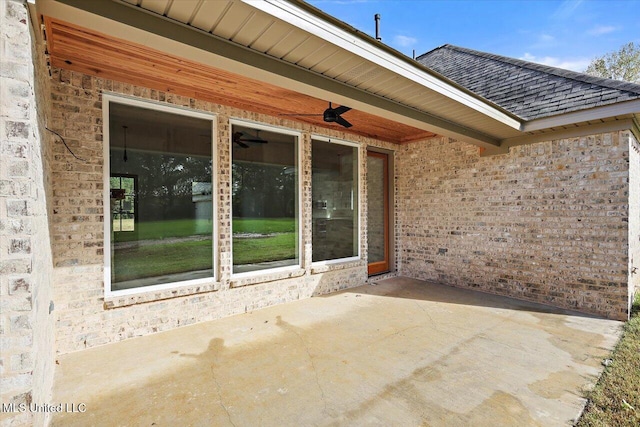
[502,118,638,149]
[248,0,522,130]
[522,99,640,132]
[421,44,640,95]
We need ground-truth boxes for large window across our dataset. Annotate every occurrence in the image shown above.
[312,138,359,262]
[231,123,299,274]
[105,97,215,293]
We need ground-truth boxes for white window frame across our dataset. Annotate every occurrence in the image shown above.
[103,93,217,298]
[229,119,303,279]
[310,135,362,266]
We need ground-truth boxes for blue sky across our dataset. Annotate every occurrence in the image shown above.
[307,0,640,72]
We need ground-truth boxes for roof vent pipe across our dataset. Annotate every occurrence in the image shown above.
[374,14,381,41]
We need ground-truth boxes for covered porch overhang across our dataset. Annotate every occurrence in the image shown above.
[33,0,640,155]
[34,0,528,155]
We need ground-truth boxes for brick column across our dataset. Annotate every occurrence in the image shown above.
[1,1,55,425]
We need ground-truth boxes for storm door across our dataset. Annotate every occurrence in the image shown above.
[367,151,390,275]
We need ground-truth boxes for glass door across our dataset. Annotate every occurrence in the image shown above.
[367,151,389,275]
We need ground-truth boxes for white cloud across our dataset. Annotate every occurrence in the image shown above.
[393,35,417,47]
[529,33,557,50]
[588,25,617,36]
[520,53,591,72]
[552,0,584,20]
[539,34,555,43]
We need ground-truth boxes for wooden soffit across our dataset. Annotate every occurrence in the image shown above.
[44,17,437,144]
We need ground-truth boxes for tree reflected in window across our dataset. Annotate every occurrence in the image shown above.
[231,124,299,274]
[108,101,214,291]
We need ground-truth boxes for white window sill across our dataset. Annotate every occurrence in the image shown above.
[230,268,306,288]
[104,281,220,309]
[311,259,365,274]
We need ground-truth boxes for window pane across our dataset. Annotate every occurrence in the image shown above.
[231,124,299,274]
[312,140,359,262]
[109,102,213,291]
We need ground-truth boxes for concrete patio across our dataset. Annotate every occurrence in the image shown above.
[50,278,622,426]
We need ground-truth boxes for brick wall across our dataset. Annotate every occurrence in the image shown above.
[47,67,394,354]
[629,131,640,299]
[396,134,631,320]
[1,1,56,426]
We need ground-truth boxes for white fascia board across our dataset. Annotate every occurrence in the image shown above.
[522,99,640,132]
[502,118,637,149]
[243,0,521,131]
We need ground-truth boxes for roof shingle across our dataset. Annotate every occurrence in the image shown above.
[416,45,640,121]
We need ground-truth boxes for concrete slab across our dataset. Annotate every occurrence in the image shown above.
[50,277,622,426]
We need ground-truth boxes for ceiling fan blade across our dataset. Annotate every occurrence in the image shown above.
[334,115,353,128]
[278,102,354,128]
[239,138,268,143]
[234,131,268,144]
[234,140,249,149]
[332,105,351,115]
[278,113,323,117]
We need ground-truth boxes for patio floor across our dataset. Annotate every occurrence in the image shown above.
[51,277,622,426]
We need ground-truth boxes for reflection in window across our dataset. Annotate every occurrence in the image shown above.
[108,101,213,291]
[312,139,359,262]
[231,124,299,274]
[110,175,137,232]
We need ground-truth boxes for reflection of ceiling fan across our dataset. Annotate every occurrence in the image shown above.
[281,102,353,128]
[233,131,268,148]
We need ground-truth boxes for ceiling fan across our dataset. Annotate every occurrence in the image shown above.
[233,131,268,148]
[281,102,353,128]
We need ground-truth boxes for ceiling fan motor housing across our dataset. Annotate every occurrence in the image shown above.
[323,108,338,122]
[279,102,352,128]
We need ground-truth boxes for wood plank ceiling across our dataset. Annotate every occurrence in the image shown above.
[44,17,438,144]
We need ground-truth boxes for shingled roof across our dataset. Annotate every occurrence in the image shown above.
[416,44,640,121]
